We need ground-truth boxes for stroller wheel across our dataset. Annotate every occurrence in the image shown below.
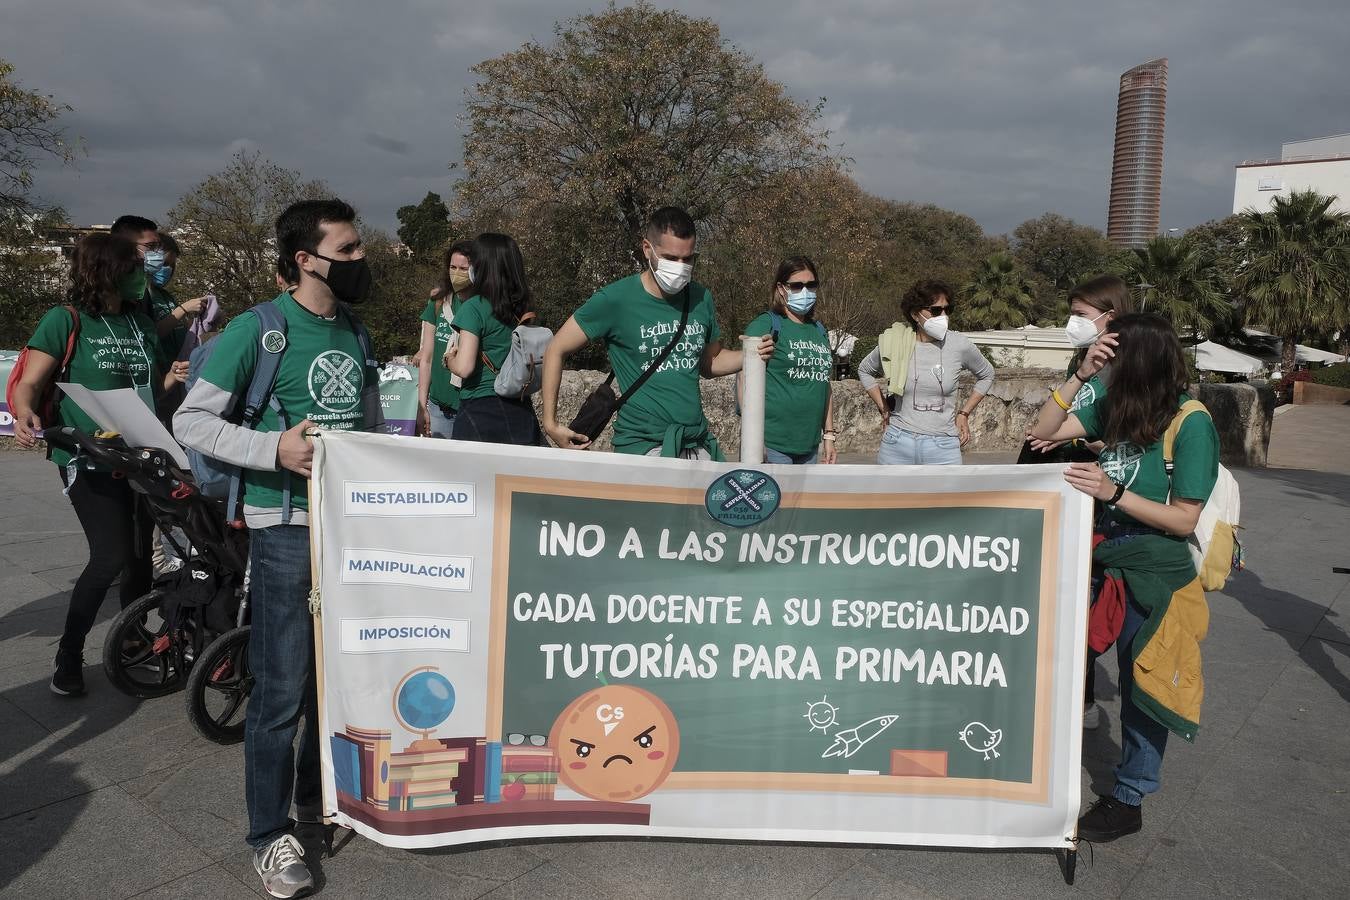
[102,590,189,698]
[187,625,251,744]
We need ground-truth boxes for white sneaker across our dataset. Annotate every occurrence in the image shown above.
[253,833,312,899]
[1082,702,1102,730]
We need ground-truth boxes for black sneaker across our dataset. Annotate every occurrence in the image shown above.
[51,650,86,696]
[1077,795,1142,842]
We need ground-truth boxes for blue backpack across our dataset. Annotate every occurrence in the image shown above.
[734,312,828,416]
[185,299,375,523]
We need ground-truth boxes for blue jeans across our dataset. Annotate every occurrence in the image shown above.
[765,447,818,465]
[877,425,962,465]
[1113,591,1170,806]
[244,524,320,849]
[427,402,456,439]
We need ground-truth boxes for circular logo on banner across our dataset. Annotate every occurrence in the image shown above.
[705,469,781,528]
[261,330,286,354]
[308,349,363,413]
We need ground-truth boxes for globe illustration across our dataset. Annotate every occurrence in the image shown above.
[395,669,456,735]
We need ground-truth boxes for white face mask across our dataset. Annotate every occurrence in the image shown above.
[921,314,949,341]
[648,253,693,295]
[1065,311,1108,348]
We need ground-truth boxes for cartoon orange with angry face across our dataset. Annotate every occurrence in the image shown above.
[548,685,680,802]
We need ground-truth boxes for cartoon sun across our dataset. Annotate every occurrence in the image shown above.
[803,695,839,733]
[549,685,681,803]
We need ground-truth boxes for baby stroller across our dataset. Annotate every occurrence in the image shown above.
[46,427,252,744]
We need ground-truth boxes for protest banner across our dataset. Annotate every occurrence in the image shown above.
[378,362,419,436]
[310,431,1092,854]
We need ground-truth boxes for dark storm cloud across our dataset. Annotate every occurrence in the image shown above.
[6,0,1345,235]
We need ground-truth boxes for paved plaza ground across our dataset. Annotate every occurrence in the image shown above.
[2,405,1348,898]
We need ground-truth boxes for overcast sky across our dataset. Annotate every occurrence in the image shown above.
[6,0,1345,237]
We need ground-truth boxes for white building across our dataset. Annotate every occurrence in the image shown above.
[965,326,1076,371]
[1233,133,1350,215]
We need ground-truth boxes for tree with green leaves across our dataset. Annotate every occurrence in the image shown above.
[454,0,837,299]
[1,58,79,212]
[1010,213,1122,321]
[961,251,1037,331]
[396,192,452,258]
[166,150,329,315]
[1124,235,1229,344]
[1236,189,1350,373]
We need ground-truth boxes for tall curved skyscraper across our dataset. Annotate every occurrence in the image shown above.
[1106,58,1168,248]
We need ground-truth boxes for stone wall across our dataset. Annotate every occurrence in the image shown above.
[547,369,1275,466]
[1294,381,1350,406]
[546,368,1058,456]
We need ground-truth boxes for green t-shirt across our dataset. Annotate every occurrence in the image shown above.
[1070,374,1106,412]
[573,274,721,452]
[420,296,464,409]
[1073,394,1219,528]
[147,285,188,361]
[744,312,831,455]
[451,295,513,402]
[28,305,167,468]
[197,292,379,513]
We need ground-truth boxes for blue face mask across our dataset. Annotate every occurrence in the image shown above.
[786,288,817,315]
[151,264,173,286]
[143,249,167,274]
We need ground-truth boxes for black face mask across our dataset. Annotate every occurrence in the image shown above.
[311,253,372,304]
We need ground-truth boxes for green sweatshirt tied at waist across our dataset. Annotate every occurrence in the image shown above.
[610,402,725,460]
[1095,533,1209,742]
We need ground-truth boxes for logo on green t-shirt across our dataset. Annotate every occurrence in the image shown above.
[705,470,781,528]
[1099,442,1144,488]
[309,349,363,413]
[262,329,286,353]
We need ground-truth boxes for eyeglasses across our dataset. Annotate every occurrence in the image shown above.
[784,280,819,291]
[506,733,547,747]
[137,240,163,252]
[924,305,950,316]
[913,364,946,411]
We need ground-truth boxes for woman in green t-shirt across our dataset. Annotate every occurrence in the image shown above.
[741,256,837,464]
[1030,312,1219,845]
[1021,274,1136,464]
[416,239,476,438]
[10,233,185,697]
[448,233,544,445]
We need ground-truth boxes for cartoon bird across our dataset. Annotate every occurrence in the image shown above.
[822,714,898,759]
[958,722,1002,760]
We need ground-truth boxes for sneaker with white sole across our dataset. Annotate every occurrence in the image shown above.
[1082,702,1101,730]
[51,650,85,696]
[253,833,312,899]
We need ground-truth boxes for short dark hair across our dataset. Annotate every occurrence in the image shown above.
[645,206,696,243]
[899,279,954,328]
[157,231,181,257]
[275,199,357,283]
[110,215,159,238]
[771,255,818,317]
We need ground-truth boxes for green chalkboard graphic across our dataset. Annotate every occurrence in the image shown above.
[499,489,1047,787]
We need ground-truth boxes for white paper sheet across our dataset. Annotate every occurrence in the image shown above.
[56,384,190,469]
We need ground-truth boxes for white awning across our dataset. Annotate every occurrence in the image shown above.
[1194,341,1265,375]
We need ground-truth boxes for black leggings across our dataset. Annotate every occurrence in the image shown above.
[58,467,153,655]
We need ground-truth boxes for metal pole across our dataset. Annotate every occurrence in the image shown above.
[740,336,766,463]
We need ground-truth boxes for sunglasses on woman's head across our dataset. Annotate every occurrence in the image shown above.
[784,280,819,291]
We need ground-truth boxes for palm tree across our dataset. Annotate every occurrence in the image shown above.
[1124,235,1228,344]
[1236,190,1350,374]
[962,251,1037,330]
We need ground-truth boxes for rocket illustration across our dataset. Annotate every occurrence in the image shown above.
[821,714,899,759]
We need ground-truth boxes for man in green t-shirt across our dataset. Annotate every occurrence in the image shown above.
[174,199,380,900]
[541,206,772,459]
